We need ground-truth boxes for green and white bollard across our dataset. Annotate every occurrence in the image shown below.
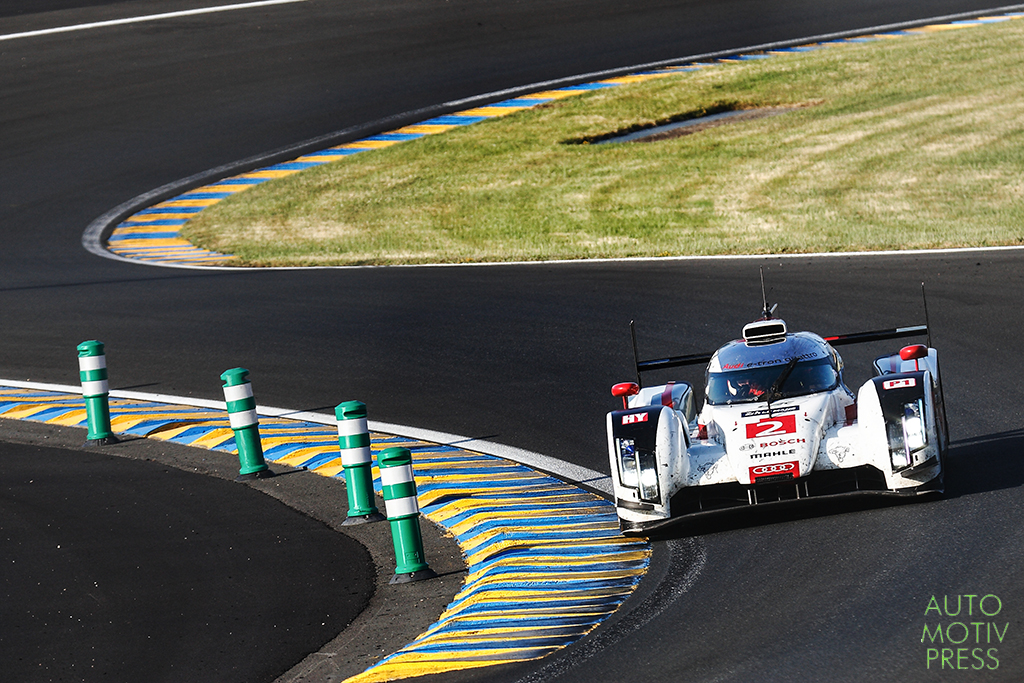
[220,368,273,481]
[77,340,117,445]
[336,401,385,525]
[379,447,436,584]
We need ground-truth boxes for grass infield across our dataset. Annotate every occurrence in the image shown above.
[182,18,1024,266]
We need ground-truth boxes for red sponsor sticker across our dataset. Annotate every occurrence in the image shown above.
[745,414,796,439]
[749,460,799,481]
[622,412,649,425]
[883,378,916,390]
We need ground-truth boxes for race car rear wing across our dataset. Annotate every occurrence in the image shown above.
[630,321,929,387]
[821,324,928,347]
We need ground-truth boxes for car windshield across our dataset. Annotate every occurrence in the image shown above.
[706,357,838,405]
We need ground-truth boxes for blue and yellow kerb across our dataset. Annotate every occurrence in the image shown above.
[0,385,649,681]
[102,12,1024,266]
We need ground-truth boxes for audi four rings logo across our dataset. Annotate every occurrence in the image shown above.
[751,462,797,476]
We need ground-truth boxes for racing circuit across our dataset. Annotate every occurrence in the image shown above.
[2,1,1023,682]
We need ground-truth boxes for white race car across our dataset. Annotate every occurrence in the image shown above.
[606,311,947,535]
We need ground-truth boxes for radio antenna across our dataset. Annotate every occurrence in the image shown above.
[760,267,776,319]
[760,268,768,317]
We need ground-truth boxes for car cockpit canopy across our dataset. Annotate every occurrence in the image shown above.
[705,320,839,405]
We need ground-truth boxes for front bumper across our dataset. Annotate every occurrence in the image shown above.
[618,464,943,535]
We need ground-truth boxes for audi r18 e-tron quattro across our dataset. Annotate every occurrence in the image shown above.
[606,309,947,535]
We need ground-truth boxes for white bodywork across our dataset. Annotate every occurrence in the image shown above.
[607,321,945,533]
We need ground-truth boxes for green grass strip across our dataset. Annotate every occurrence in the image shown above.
[182,17,1024,266]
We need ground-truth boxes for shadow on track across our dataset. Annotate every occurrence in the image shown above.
[640,430,1024,542]
[944,428,1024,498]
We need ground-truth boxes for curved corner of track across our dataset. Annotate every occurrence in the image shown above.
[0,381,650,681]
[81,8,1024,272]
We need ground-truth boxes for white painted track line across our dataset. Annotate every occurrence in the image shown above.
[0,378,614,494]
[0,0,311,42]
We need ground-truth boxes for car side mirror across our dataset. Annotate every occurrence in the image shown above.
[611,382,640,410]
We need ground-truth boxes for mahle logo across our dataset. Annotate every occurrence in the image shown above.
[921,594,1007,671]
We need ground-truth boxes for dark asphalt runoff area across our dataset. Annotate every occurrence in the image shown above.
[2,0,1023,681]
[0,435,368,682]
[0,418,465,683]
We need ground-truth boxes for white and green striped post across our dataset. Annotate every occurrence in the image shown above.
[220,368,273,481]
[379,447,436,584]
[77,340,117,444]
[336,401,385,525]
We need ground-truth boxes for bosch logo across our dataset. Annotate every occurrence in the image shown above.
[622,413,649,425]
[759,438,806,448]
[751,463,796,476]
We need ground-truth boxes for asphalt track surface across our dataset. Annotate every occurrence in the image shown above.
[0,434,372,682]
[2,0,1023,681]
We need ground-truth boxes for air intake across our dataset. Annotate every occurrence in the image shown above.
[743,319,788,346]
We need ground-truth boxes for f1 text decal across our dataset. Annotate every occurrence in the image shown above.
[622,413,649,425]
[745,414,796,439]
[883,378,916,390]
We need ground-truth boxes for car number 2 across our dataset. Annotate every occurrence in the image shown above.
[745,415,796,439]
